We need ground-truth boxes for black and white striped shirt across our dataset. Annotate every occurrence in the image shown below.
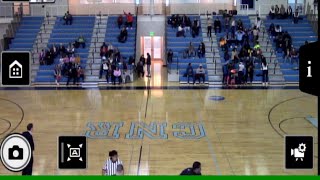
[102,159,122,176]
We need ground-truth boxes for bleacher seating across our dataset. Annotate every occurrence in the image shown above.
[105,16,136,59]
[265,16,317,83]
[35,16,95,83]
[8,16,44,51]
[213,15,264,82]
[166,16,208,83]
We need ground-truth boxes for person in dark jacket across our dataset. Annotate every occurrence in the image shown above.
[146,53,151,77]
[180,161,201,175]
[22,123,34,175]
[118,27,128,43]
[213,17,221,34]
[185,63,194,84]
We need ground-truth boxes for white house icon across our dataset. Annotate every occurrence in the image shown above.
[9,60,23,79]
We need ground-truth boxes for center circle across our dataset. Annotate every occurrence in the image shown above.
[208,96,225,101]
[0,118,12,136]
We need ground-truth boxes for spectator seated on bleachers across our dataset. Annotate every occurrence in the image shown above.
[66,43,75,56]
[78,35,86,48]
[45,48,54,65]
[63,11,73,25]
[113,67,122,85]
[50,43,58,58]
[287,6,293,18]
[167,49,173,63]
[220,37,227,51]
[184,63,194,84]
[59,43,66,56]
[268,23,274,37]
[108,43,114,57]
[100,42,108,58]
[176,25,186,37]
[293,9,299,24]
[213,17,221,34]
[269,5,275,19]
[123,11,134,29]
[187,42,195,57]
[275,25,282,36]
[117,15,123,29]
[118,27,128,43]
[279,4,286,19]
[289,47,299,64]
[194,64,205,84]
[77,66,85,83]
[275,5,280,18]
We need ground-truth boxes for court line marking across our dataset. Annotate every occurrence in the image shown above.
[0,86,300,91]
[196,91,222,175]
[268,96,308,138]
[0,98,25,140]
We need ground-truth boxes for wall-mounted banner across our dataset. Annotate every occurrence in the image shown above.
[83,121,206,140]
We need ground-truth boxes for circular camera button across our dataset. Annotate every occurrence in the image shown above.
[0,133,32,172]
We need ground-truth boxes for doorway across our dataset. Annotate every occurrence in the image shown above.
[141,36,163,60]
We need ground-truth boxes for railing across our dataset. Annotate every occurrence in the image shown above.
[239,4,248,15]
[0,4,23,53]
[176,56,179,74]
[306,14,318,37]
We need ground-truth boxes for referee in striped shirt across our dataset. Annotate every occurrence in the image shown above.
[102,150,123,176]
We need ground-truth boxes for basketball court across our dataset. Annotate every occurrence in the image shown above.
[0,64,317,175]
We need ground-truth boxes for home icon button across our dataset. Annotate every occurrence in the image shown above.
[1,51,31,87]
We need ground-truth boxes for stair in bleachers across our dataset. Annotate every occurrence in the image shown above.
[84,15,108,83]
[100,15,136,84]
[166,16,208,84]
[264,15,317,84]
[249,15,285,85]
[34,16,95,84]
[8,16,44,51]
[200,15,222,85]
[31,16,57,83]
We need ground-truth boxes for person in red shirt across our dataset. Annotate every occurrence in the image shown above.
[123,10,133,29]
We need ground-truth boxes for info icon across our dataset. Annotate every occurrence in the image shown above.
[0,134,32,172]
[58,136,87,169]
[1,51,31,87]
[285,136,313,169]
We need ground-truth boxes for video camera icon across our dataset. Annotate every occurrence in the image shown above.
[285,136,313,169]
[291,143,306,161]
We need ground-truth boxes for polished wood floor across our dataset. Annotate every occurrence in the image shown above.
[0,63,318,175]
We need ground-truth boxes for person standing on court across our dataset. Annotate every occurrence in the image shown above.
[180,161,202,175]
[261,56,269,87]
[22,123,34,176]
[146,53,151,78]
[102,150,123,176]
